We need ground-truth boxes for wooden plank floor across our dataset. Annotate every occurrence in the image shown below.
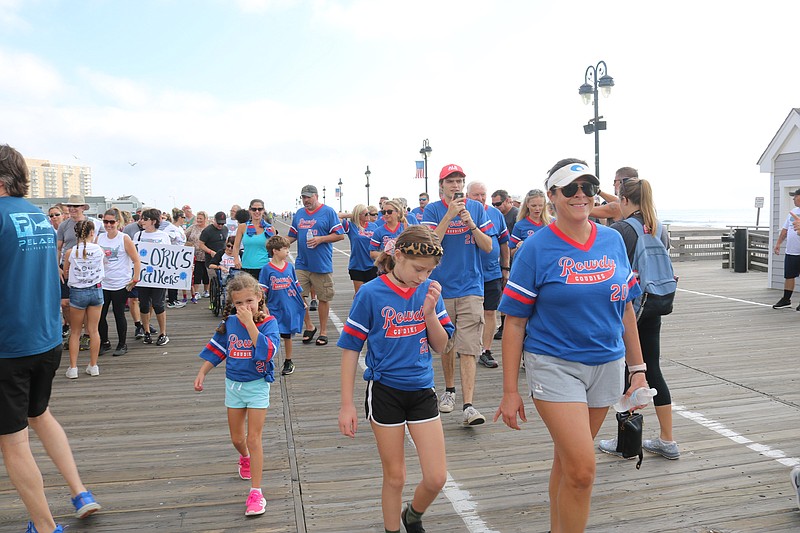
[2,224,800,532]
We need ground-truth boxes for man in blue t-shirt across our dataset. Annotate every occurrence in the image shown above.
[467,181,510,370]
[287,184,345,347]
[0,144,101,532]
[421,164,494,426]
[410,192,429,223]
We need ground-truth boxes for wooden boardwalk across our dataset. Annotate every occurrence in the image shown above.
[2,227,800,532]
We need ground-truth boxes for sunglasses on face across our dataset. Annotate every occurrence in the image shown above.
[368,212,378,216]
[49,213,62,218]
[381,209,395,215]
[225,244,233,248]
[250,207,264,212]
[419,198,427,202]
[102,219,117,225]
[491,201,504,207]
[557,182,599,198]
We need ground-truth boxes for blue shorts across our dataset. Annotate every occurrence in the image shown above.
[225,377,270,409]
[69,286,104,309]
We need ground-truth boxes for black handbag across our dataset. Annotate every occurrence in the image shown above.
[615,411,644,469]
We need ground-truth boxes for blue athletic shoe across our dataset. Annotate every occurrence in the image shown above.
[72,489,101,518]
[26,522,64,533]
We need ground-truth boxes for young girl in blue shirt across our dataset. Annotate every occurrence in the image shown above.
[193,273,280,518]
[338,225,455,533]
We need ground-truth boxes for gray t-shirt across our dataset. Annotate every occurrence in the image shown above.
[123,221,142,240]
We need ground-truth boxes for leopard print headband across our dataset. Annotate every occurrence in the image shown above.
[397,241,443,257]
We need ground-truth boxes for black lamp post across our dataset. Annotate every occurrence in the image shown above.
[419,139,432,194]
[578,61,614,180]
[365,165,371,206]
[337,178,343,212]
[323,186,326,204]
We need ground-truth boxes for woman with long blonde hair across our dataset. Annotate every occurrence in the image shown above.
[509,188,551,256]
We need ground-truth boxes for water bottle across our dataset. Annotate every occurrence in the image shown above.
[613,387,657,412]
[306,229,314,248]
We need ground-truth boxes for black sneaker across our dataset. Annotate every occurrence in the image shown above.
[143,332,153,344]
[134,325,144,339]
[112,345,128,356]
[479,350,499,368]
[281,359,295,375]
[493,326,503,340]
[401,504,426,533]
[773,297,792,309]
[99,341,112,356]
[156,334,169,346]
[795,303,800,311]
[149,325,157,334]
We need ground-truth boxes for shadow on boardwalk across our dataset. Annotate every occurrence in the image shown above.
[1,244,799,532]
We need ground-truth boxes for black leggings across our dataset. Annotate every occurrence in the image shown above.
[626,314,671,406]
[99,288,128,347]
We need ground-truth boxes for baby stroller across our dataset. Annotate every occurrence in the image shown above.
[210,268,239,317]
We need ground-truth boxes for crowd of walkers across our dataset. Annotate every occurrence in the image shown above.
[8,140,798,533]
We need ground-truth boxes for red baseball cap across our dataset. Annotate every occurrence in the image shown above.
[439,163,465,181]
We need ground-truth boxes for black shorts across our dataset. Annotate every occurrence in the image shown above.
[0,346,61,435]
[349,267,378,283]
[365,380,439,426]
[60,278,70,300]
[138,287,166,314]
[280,333,292,340]
[785,254,800,279]
[483,277,503,311]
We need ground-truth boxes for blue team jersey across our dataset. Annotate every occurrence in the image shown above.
[498,222,641,365]
[479,204,509,282]
[337,275,455,391]
[198,315,280,382]
[421,198,494,298]
[410,207,424,223]
[509,217,547,249]
[258,262,305,335]
[289,204,344,273]
[405,213,419,226]
[0,197,62,358]
[343,220,377,271]
[369,222,405,252]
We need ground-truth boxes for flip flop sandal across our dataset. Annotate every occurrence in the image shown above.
[315,335,328,346]
[302,327,317,344]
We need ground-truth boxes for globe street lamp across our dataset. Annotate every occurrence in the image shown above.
[337,178,343,212]
[365,165,371,206]
[578,60,614,179]
[419,139,432,194]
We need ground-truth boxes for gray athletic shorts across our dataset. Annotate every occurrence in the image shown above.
[524,352,624,408]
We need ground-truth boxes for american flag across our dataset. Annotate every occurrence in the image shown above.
[415,160,424,179]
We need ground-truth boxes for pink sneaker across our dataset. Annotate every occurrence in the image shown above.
[238,455,251,480]
[245,490,266,516]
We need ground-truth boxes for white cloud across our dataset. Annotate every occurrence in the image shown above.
[0,49,64,100]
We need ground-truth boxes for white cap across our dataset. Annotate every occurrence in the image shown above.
[545,162,599,190]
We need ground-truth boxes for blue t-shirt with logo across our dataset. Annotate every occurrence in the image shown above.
[0,197,62,358]
[498,222,640,365]
[369,222,405,253]
[479,204,509,282]
[343,220,377,271]
[258,262,305,335]
[410,206,425,223]
[289,204,345,273]
[337,275,455,391]
[198,315,279,383]
[510,217,547,249]
[421,198,494,298]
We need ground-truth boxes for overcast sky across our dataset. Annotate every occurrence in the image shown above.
[2,0,798,215]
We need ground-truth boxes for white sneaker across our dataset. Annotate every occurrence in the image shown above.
[202,291,210,298]
[85,365,100,377]
[791,465,800,510]
[65,367,78,379]
[438,391,456,413]
[462,405,486,426]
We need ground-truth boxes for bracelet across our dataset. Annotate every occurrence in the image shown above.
[628,363,647,372]
[629,369,647,378]
[469,225,477,231]
[501,266,510,271]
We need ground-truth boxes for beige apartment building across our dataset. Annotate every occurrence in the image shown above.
[25,158,92,198]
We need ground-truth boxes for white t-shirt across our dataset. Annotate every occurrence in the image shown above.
[134,229,171,245]
[783,207,800,256]
[67,242,105,288]
[96,232,133,291]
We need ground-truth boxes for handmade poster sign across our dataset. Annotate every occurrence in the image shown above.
[135,242,194,290]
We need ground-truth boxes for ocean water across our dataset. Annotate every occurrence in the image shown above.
[659,208,766,228]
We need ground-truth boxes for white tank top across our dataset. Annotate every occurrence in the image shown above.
[96,232,133,290]
[68,242,106,288]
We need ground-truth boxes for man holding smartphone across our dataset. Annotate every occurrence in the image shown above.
[422,164,495,426]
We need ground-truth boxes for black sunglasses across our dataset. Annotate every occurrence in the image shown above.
[368,212,378,216]
[556,182,599,198]
[250,207,264,212]
[381,209,395,215]
[49,213,62,217]
[102,219,117,225]
[491,201,504,207]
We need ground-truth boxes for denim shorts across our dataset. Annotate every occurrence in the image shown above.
[224,377,270,409]
[69,286,104,310]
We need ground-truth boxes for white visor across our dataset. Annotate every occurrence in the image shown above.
[546,163,600,190]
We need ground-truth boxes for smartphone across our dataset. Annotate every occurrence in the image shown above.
[453,192,464,200]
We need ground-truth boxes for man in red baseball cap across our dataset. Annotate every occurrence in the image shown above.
[421,164,496,426]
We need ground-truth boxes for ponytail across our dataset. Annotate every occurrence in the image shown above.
[619,178,658,234]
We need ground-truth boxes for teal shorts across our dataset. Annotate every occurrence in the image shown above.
[224,377,270,409]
